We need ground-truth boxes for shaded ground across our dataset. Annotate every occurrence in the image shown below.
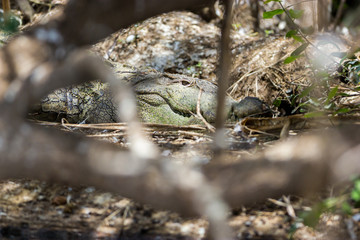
[1,1,360,239]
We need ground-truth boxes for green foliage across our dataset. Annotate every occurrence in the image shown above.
[264,29,274,36]
[324,86,338,105]
[298,84,315,98]
[288,78,354,116]
[186,61,203,78]
[283,43,309,63]
[334,107,351,114]
[263,0,360,233]
[291,43,309,56]
[285,30,297,38]
[298,197,345,227]
[351,179,360,206]
[263,1,360,234]
[340,58,360,84]
[330,51,347,58]
[299,202,325,227]
[264,0,308,63]
[264,0,281,4]
[288,9,303,19]
[283,55,300,64]
[291,35,304,43]
[232,23,242,30]
[304,111,326,118]
[272,98,282,107]
[0,13,21,33]
[263,9,284,19]
[298,84,342,115]
[296,178,360,230]
[263,0,360,117]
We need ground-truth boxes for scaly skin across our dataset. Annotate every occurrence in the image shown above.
[40,82,117,123]
[35,62,269,124]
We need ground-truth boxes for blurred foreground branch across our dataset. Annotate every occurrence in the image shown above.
[0,1,359,239]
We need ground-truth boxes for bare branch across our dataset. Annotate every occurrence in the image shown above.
[213,0,233,158]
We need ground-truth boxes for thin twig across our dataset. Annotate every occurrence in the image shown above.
[104,32,122,60]
[118,205,131,237]
[285,0,316,9]
[196,88,215,133]
[213,0,233,157]
[283,195,297,219]
[332,0,346,30]
[34,120,207,131]
[86,132,125,138]
[2,0,11,24]
[177,130,212,139]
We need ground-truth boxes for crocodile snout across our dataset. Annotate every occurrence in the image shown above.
[232,97,270,119]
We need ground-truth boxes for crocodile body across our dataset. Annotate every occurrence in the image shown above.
[34,62,269,125]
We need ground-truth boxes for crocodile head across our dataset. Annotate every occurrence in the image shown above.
[231,97,271,120]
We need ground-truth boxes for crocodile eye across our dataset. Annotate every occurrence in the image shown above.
[181,80,191,86]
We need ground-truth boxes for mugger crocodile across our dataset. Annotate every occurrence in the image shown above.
[31,61,270,125]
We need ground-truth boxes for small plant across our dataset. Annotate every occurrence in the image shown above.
[232,23,241,30]
[339,57,360,84]
[263,0,359,117]
[288,177,360,238]
[263,0,309,64]
[0,12,21,33]
[263,1,360,236]
[351,178,360,207]
[0,0,21,34]
[186,61,203,78]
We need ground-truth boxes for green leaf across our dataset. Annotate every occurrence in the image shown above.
[273,98,282,107]
[347,60,359,65]
[285,30,297,38]
[264,0,281,4]
[325,86,338,105]
[291,43,309,56]
[308,98,321,107]
[292,35,304,42]
[335,108,350,114]
[232,23,242,30]
[341,202,352,215]
[323,197,338,209]
[324,103,335,110]
[355,180,360,191]
[265,29,274,36]
[354,65,360,72]
[330,52,347,58]
[300,203,325,227]
[289,9,303,19]
[351,190,360,202]
[0,14,21,33]
[263,9,284,19]
[304,111,326,118]
[284,55,300,64]
[299,85,315,98]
